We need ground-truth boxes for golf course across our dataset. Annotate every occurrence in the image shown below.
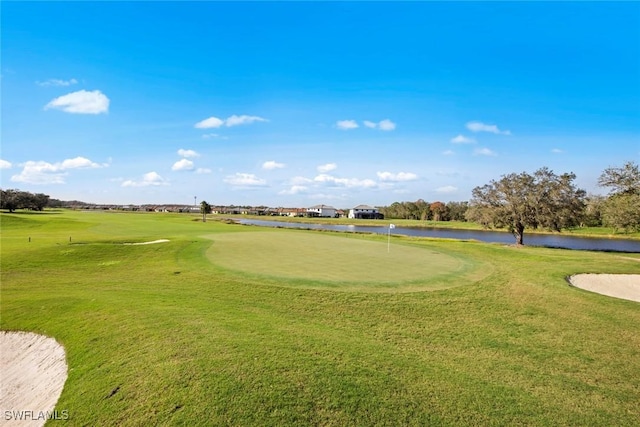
[1,210,639,426]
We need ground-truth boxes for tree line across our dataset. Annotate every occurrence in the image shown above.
[0,189,50,212]
[379,161,639,243]
[2,161,638,243]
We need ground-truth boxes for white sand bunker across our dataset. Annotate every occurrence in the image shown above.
[0,331,68,426]
[124,239,170,245]
[569,274,640,303]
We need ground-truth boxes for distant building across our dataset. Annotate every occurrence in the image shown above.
[348,204,384,219]
[306,204,337,218]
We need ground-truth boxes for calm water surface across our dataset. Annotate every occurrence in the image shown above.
[237,219,640,253]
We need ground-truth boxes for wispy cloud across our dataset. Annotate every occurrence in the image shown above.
[551,148,564,154]
[224,173,267,187]
[172,159,194,171]
[442,150,455,156]
[376,171,418,182]
[466,121,510,135]
[436,185,458,193]
[364,119,396,131]
[450,134,476,144]
[314,174,377,189]
[336,120,359,130]
[11,156,105,184]
[474,147,497,156]
[0,159,12,169]
[196,168,212,174]
[262,160,285,170]
[122,172,168,187]
[317,163,337,173]
[226,115,268,127]
[279,185,308,195]
[177,149,199,158]
[36,78,78,87]
[195,115,268,129]
[44,90,110,114]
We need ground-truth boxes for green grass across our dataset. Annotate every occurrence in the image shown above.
[1,210,640,426]
[207,230,484,291]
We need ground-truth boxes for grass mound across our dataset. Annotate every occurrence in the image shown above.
[207,230,477,291]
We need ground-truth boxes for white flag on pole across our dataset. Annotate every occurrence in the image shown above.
[389,224,396,229]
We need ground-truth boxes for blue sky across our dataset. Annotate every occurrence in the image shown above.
[2,1,639,207]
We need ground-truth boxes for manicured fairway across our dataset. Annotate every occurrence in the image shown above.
[207,230,478,291]
[1,210,640,426]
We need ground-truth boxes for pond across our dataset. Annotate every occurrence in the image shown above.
[236,219,640,253]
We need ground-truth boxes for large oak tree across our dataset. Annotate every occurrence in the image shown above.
[598,161,640,233]
[466,168,586,245]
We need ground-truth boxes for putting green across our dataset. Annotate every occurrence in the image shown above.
[206,230,476,291]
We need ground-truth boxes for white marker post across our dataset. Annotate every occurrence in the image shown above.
[388,223,395,253]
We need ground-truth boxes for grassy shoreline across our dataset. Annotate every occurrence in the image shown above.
[2,210,639,425]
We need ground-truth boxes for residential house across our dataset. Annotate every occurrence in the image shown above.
[348,204,384,219]
[306,204,337,218]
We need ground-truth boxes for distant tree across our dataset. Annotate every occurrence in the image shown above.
[1,189,19,212]
[597,161,640,196]
[598,161,640,233]
[429,201,447,221]
[446,201,469,221]
[200,200,212,222]
[414,199,430,220]
[582,195,605,227]
[466,167,586,245]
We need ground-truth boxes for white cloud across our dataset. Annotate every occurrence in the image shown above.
[201,133,220,139]
[317,163,337,173]
[474,147,497,156]
[436,185,458,193]
[378,119,396,131]
[551,148,564,153]
[314,174,377,189]
[279,185,308,195]
[466,121,511,135]
[122,172,168,187]
[262,160,285,170]
[45,90,109,114]
[442,150,455,156]
[11,161,67,184]
[36,78,78,87]
[336,120,358,130]
[0,159,12,169]
[11,156,104,184]
[450,134,476,144]
[60,157,103,169]
[177,149,199,158]
[195,117,225,129]
[196,168,212,174]
[195,115,267,129]
[225,115,268,127]
[224,173,267,187]
[172,159,194,171]
[376,171,418,182]
[363,119,396,131]
[290,176,313,185]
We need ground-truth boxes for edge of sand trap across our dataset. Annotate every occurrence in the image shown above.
[568,274,640,302]
[124,239,170,245]
[0,331,68,426]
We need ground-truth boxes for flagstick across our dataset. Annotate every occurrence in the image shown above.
[387,227,390,253]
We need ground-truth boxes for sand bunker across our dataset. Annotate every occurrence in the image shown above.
[568,274,640,302]
[124,239,170,245]
[0,331,68,426]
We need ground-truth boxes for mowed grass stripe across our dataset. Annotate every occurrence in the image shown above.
[206,230,468,287]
